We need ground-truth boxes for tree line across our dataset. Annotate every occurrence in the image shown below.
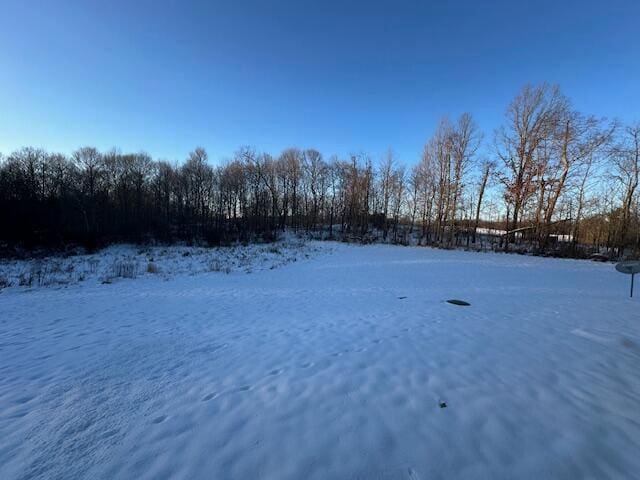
[1,83,638,258]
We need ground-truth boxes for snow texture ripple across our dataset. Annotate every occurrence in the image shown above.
[1,242,639,479]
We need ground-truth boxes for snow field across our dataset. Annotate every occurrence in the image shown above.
[1,242,639,479]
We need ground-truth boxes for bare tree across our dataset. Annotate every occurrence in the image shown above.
[496,84,566,250]
[537,110,613,249]
[612,124,640,256]
[472,160,495,244]
[448,113,482,246]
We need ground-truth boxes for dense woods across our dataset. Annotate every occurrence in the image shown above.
[1,83,638,259]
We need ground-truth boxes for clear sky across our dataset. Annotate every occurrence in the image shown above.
[1,0,638,164]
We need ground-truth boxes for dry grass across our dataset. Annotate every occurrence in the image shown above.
[146,262,160,274]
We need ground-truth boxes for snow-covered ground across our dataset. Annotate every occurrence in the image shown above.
[0,238,317,289]
[1,242,638,479]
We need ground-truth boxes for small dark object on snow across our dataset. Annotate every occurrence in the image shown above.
[439,401,447,408]
[446,299,470,306]
[398,296,407,300]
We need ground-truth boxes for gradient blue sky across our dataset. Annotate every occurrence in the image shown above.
[1,0,638,164]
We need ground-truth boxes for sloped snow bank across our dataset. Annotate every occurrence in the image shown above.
[0,238,324,290]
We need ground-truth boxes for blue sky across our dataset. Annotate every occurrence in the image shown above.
[1,0,638,164]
